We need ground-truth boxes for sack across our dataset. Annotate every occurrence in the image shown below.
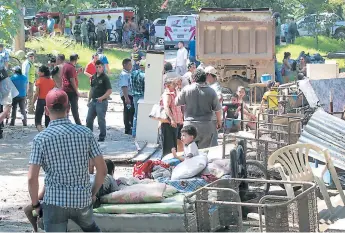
[149,104,170,123]
[171,155,208,180]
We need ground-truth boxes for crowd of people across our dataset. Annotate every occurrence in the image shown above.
[26,14,156,50]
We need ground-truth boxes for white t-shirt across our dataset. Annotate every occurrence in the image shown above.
[176,47,188,67]
[184,142,199,158]
[106,20,113,30]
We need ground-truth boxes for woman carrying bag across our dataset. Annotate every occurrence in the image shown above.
[161,77,183,156]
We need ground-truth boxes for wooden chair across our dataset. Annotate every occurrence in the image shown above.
[268,143,345,213]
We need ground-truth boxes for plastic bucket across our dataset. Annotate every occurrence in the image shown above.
[261,74,272,84]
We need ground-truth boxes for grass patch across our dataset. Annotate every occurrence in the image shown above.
[276,36,345,69]
[26,38,131,91]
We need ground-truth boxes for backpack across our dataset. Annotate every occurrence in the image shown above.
[74,24,81,35]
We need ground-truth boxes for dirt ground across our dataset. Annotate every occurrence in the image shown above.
[0,85,136,231]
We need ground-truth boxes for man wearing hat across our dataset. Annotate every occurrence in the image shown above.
[176,69,222,149]
[86,60,112,142]
[96,48,110,74]
[10,66,28,126]
[205,66,223,146]
[130,59,145,138]
[22,51,36,114]
[28,88,107,232]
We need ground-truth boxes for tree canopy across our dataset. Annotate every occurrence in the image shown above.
[1,0,344,45]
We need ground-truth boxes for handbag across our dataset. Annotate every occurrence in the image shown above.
[149,93,171,123]
[149,103,170,123]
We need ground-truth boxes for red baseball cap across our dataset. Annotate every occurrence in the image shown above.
[46,88,69,110]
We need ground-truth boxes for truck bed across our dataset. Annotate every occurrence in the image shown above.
[196,9,275,61]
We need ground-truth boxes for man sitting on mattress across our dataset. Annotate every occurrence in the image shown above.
[23,159,119,232]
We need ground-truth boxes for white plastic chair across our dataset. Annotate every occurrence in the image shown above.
[268,143,345,213]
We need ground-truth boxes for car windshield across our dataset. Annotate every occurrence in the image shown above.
[169,17,194,27]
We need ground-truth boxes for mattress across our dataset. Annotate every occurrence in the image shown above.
[94,193,185,214]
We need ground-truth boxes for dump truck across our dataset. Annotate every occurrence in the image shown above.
[196,8,275,96]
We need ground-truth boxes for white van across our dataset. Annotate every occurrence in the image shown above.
[165,15,196,49]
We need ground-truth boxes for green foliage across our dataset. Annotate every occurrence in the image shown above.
[276,36,345,68]
[0,0,21,44]
[40,0,98,14]
[26,38,130,90]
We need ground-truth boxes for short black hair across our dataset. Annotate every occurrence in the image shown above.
[178,41,184,45]
[231,93,239,99]
[181,125,197,139]
[70,54,79,62]
[95,60,104,66]
[122,58,131,67]
[164,62,173,72]
[188,62,195,69]
[193,69,207,83]
[105,159,115,175]
[38,65,51,77]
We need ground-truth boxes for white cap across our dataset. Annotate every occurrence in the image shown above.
[204,66,217,76]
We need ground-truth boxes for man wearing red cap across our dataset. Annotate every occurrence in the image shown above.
[28,89,107,232]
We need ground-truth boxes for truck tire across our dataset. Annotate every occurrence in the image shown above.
[335,28,345,40]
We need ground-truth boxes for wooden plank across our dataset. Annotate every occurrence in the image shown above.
[131,143,159,162]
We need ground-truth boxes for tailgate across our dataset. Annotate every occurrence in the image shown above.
[196,10,275,60]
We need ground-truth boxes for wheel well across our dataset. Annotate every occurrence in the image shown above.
[335,27,345,34]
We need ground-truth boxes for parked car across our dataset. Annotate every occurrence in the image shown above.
[164,15,196,49]
[296,13,345,38]
[153,18,166,46]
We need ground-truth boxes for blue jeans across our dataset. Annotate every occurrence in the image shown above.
[86,100,108,140]
[132,95,143,137]
[107,29,112,41]
[64,28,71,36]
[43,204,100,232]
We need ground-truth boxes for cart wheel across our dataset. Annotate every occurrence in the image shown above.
[246,160,270,194]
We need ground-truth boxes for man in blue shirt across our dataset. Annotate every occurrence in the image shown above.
[119,58,134,135]
[47,15,55,34]
[130,60,145,138]
[10,66,28,126]
[115,16,123,44]
[188,37,199,67]
[149,21,156,50]
[96,48,110,74]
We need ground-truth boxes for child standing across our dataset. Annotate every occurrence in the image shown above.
[223,94,241,132]
[168,125,199,166]
[260,81,279,128]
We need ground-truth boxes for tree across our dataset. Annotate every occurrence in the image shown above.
[0,0,21,44]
